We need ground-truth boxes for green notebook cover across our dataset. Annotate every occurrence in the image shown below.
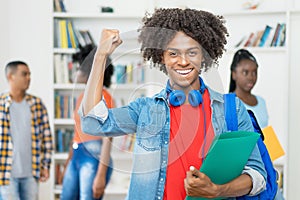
[186,131,260,200]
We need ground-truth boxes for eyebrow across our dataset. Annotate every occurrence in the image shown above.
[21,70,31,74]
[166,47,201,51]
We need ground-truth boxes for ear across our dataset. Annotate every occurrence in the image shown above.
[231,71,237,81]
[6,73,13,81]
[161,54,165,64]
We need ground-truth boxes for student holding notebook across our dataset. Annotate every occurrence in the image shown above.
[79,8,266,199]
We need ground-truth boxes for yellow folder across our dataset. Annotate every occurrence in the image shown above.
[186,131,260,200]
[262,126,285,161]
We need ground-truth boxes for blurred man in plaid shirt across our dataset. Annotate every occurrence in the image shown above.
[0,60,53,200]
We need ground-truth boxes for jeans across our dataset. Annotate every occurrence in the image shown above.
[0,176,38,200]
[60,140,113,200]
[0,185,9,200]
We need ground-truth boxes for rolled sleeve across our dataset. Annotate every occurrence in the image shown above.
[79,99,108,122]
[242,166,266,196]
[78,99,110,135]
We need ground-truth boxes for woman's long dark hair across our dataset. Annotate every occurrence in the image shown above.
[229,49,258,92]
[74,45,114,88]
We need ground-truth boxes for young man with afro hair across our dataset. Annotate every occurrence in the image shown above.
[79,8,267,200]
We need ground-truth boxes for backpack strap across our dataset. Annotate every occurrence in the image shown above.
[247,110,265,141]
[224,93,238,131]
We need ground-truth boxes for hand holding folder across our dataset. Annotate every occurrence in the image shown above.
[186,131,260,200]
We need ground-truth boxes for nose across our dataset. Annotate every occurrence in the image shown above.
[248,72,256,78]
[246,73,256,83]
[178,54,189,66]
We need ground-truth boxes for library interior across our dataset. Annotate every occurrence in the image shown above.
[1,0,300,199]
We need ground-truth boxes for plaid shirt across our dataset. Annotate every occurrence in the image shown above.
[0,93,53,185]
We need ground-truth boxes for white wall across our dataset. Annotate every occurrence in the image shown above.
[0,1,9,92]
[287,11,300,200]
[2,1,53,199]
[3,0,53,103]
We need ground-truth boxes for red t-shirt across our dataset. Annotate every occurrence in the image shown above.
[163,89,215,199]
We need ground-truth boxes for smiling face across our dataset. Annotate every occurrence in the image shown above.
[162,31,203,92]
[232,59,258,93]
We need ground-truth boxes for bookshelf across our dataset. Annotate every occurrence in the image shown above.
[50,1,156,200]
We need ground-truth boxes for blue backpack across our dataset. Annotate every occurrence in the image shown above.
[224,93,278,200]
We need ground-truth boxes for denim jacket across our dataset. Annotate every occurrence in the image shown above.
[80,87,266,200]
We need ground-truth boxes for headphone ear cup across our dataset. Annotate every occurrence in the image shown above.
[188,90,203,107]
[169,90,186,106]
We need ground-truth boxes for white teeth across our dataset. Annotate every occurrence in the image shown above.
[176,69,192,74]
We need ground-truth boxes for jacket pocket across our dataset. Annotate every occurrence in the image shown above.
[137,105,166,151]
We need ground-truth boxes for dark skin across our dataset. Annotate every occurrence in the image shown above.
[82,29,254,199]
[185,166,252,198]
[232,59,258,106]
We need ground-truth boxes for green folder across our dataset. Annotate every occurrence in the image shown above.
[186,131,260,200]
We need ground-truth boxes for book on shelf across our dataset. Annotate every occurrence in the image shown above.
[234,35,247,48]
[243,32,255,47]
[65,21,72,49]
[235,22,286,48]
[66,21,78,49]
[54,18,97,49]
[132,62,145,84]
[55,163,65,185]
[276,166,284,190]
[126,64,133,83]
[114,62,145,85]
[279,23,286,46]
[258,25,272,47]
[74,29,86,47]
[56,129,64,152]
[270,23,281,47]
[264,27,275,47]
[269,23,286,47]
[54,54,69,84]
[55,128,74,153]
[115,64,126,84]
[54,54,78,84]
[54,93,78,118]
[59,20,68,48]
[275,23,286,47]
[53,19,61,48]
[53,0,66,12]
[252,30,264,47]
[54,19,79,49]
[59,0,66,12]
[79,30,95,47]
